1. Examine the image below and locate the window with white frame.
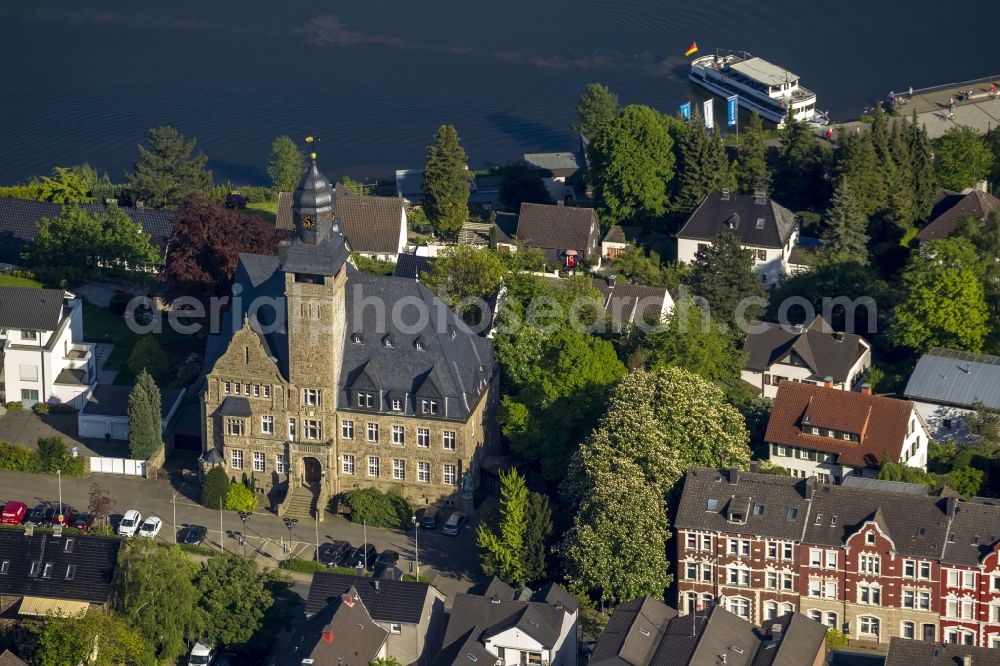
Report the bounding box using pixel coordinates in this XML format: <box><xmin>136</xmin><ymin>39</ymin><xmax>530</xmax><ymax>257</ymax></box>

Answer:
<box><xmin>243</xmin><ymin>383</ymin><xmax>250</xmax><ymax>395</ymax></box>
<box><xmin>261</xmin><ymin>415</ymin><xmax>274</xmax><ymax>435</ymax></box>
<box><xmin>368</xmin><ymin>457</ymin><xmax>379</xmax><ymax>477</ymax></box>
<box><xmin>234</xmin><ymin>383</ymin><xmax>241</xmax><ymax>395</ymax></box>
<box><xmin>226</xmin><ymin>418</ymin><xmax>245</xmax><ymax>436</ymax></box>
<box><xmin>304</xmin><ymin>389</ymin><xmax>321</xmax><ymax>406</ymax></box>
<box><xmin>727</xmin><ymin>566</ymin><xmax>750</xmax><ymax>586</ymax></box>
<box><xmin>392</xmin><ymin>426</ymin><xmax>405</xmax><ymax>445</ymax></box>
<box><xmin>858</xmin><ymin>583</ymin><xmax>881</xmax><ymax>605</ymax></box>
<box><xmin>341</xmin><ymin>420</ymin><xmax>354</xmax><ymax>439</ymax></box>
<box><xmin>903</xmin><ymin>560</ymin><xmax>915</xmax><ymax>578</ymax></box>
<box><xmin>919</xmin><ymin>561</ymin><xmax>931</xmax><ymax>579</ymax></box>
<box><xmin>781</xmin><ymin>572</ymin><xmax>794</xmax><ymax>591</ymax></box>
<box><xmin>231</xmin><ymin>450</ymin><xmax>243</xmax><ymax>470</ymax></box>
<box><xmin>766</xmin><ymin>602</ymin><xmax>779</xmax><ymax>621</ymax></box>
<box><xmin>918</xmin><ymin>591</ymin><xmax>931</xmax><ymax>610</ymax></box>
<box><xmin>859</xmin><ymin>554</ymin><xmax>880</xmax><ymax>575</ymax></box>
<box><xmin>825</xmin><ymin>612</ymin><xmax>837</xmax><ymax>628</ymax></box>
<box><xmin>417</xmin><ymin>461</ymin><xmax>430</xmax><ymax>483</ymax></box>
<box><xmin>276</xmin><ymin>454</ymin><xmax>285</xmax><ymax>474</ymax></box>
<box><xmin>858</xmin><ymin>616</ymin><xmax>880</xmax><ymax>637</ymax></box>
<box><xmin>443</xmin><ymin>431</ymin><xmax>456</xmax><ymax>450</ymax></box>
<box><xmin>962</xmin><ymin>571</ymin><xmax>975</xmax><ymax>589</ymax></box>
<box><xmin>782</xmin><ymin>543</ymin><xmax>793</xmax><ymax>560</ymax></box>
<box><xmin>421</xmin><ymin>399</ymin><xmax>438</xmax><ymax>415</ymax></box>
<box><xmin>342</xmin><ymin>455</ymin><xmax>355</xmax><ymax>475</ymax></box>
<box><xmin>865</xmin><ymin>531</ymin><xmax>876</xmax><ymax>545</ymax></box>
<box><xmin>355</xmin><ymin>391</ymin><xmax>373</xmax><ymax>408</ymax></box>
<box><xmin>728</xmin><ymin>539</ymin><xmax>751</xmax><ymax>557</ymax></box>
<box><xmin>686</xmin><ymin>562</ymin><xmax>698</xmax><ymax>580</ymax></box>
<box><xmin>253</xmin><ymin>384</ymin><xmax>260</xmax><ymax>397</ymax></box>
<box><xmin>902</xmin><ymin>622</ymin><xmax>915</xmax><ymax>640</ymax></box>
<box><xmin>686</xmin><ymin>534</ymin><xmax>697</xmax><ymax>549</ymax></box>
<box><xmin>443</xmin><ymin>464</ymin><xmax>456</xmax><ymax>485</ymax></box>
<box><xmin>393</xmin><ymin>459</ymin><xmax>405</xmax><ymax>480</ymax></box>
<box><xmin>826</xmin><ymin>550</ymin><xmax>838</xmax><ymax>569</ymax></box>
<box><xmin>223</xmin><ymin>381</ymin><xmax>231</xmax><ymax>394</ymax></box>
<box><xmin>902</xmin><ymin>589</ymin><xmax>915</xmax><ymax>608</ymax></box>
<box><xmin>304</xmin><ymin>420</ymin><xmax>321</xmax><ymax>440</ymax></box>
<box><xmin>727</xmin><ymin>597</ymin><xmax>750</xmax><ymax>618</ymax></box>
<box><xmin>263</xmin><ymin>385</ymin><xmax>270</xmax><ymax>398</ymax></box>
<box><xmin>809</xmin><ymin>578</ymin><xmax>822</xmax><ymax>597</ymax></box>
<box><xmin>391</xmin><ymin>399</ymin><xmax>403</xmax><ymax>411</ymax></box>
<box><xmin>390</xmin><ymin>623</ymin><xmax>402</xmax><ymax>634</ymax></box>
<box><xmin>809</xmin><ymin>548</ymin><xmax>823</xmax><ymax>567</ymax></box>
<box><xmin>947</xmin><ymin>570</ymin><xmax>960</xmax><ymax>587</ymax></box>
<box><xmin>416</xmin><ymin>428</ymin><xmax>430</xmax><ymax>448</ymax></box>
<box><xmin>253</xmin><ymin>451</ymin><xmax>265</xmax><ymax>472</ymax></box>
<box><xmin>766</xmin><ymin>571</ymin><xmax>778</xmax><ymax>589</ymax></box>
<box><xmin>701</xmin><ymin>534</ymin><xmax>711</xmax><ymax>551</ymax></box>
<box><xmin>766</xmin><ymin>542</ymin><xmax>778</xmax><ymax>559</ymax></box>
<box><xmin>367</xmin><ymin>422</ymin><xmax>379</xmax><ymax>442</ymax></box>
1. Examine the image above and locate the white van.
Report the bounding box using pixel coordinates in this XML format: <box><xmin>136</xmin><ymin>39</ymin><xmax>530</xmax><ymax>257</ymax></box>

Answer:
<box><xmin>189</xmin><ymin>642</ymin><xmax>215</xmax><ymax>665</ymax></box>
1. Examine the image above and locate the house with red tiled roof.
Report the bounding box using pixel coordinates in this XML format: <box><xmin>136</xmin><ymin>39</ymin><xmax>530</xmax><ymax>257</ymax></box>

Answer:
<box><xmin>765</xmin><ymin>381</ymin><xmax>929</xmax><ymax>483</ymax></box>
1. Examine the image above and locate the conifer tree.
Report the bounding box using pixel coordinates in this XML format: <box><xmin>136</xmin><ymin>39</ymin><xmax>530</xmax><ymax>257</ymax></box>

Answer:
<box><xmin>884</xmin><ymin>119</ymin><xmax>918</xmax><ymax>239</ymax></box>
<box><xmin>836</xmin><ymin>131</ymin><xmax>886</xmax><ymax>219</ymax></box>
<box><xmin>523</xmin><ymin>492</ymin><xmax>553</xmax><ymax>584</ymax></box>
<box><xmin>821</xmin><ymin>178</ymin><xmax>869</xmax><ymax>263</ymax></box>
<box><xmin>477</xmin><ymin>469</ymin><xmax>528</xmax><ymax>585</ymax></box>
<box><xmin>126</xmin><ymin>126</ymin><xmax>212</xmax><ymax>209</ymax></box>
<box><xmin>734</xmin><ymin>112</ymin><xmax>771</xmax><ymax>195</ymax></box>
<box><xmin>774</xmin><ymin>117</ymin><xmax>828</xmax><ymax>210</ymax></box>
<box><xmin>422</xmin><ymin>124</ymin><xmax>470</xmax><ymax>241</ymax></box>
<box><xmin>908</xmin><ymin>110</ymin><xmax>937</xmax><ymax>220</ymax></box>
<box><xmin>127</xmin><ymin>369</ymin><xmax>163</xmax><ymax>460</ymax></box>
<box><xmin>675</xmin><ymin>109</ymin><xmax>729</xmax><ymax>212</ymax></box>
<box><xmin>870</xmin><ymin>106</ymin><xmax>892</xmax><ymax>168</ymax></box>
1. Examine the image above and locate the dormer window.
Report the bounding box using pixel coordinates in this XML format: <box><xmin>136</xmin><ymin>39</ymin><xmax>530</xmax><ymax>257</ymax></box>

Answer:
<box><xmin>351</xmin><ymin>333</ymin><xmax>363</xmax><ymax>344</ymax></box>
<box><xmin>303</xmin><ymin>389</ymin><xmax>320</xmax><ymax>407</ymax></box>
<box><xmin>414</xmin><ymin>337</ymin><xmax>425</xmax><ymax>351</ymax></box>
<box><xmin>356</xmin><ymin>392</ymin><xmax>374</xmax><ymax>408</ymax></box>
<box><xmin>383</xmin><ymin>334</ymin><xmax>396</xmax><ymax>348</ymax></box>
<box><xmin>421</xmin><ymin>399</ymin><xmax>438</xmax><ymax>415</ymax></box>
<box><xmin>391</xmin><ymin>399</ymin><xmax>403</xmax><ymax>411</ymax></box>
<box><xmin>756</xmin><ymin>217</ymin><xmax>765</xmax><ymax>229</ymax></box>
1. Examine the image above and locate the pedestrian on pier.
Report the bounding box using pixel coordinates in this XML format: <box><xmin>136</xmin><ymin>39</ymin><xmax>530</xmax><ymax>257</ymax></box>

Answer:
<box><xmin>908</xmin><ymin>85</ymin><xmax>913</xmax><ymax>98</ymax></box>
<box><xmin>991</xmin><ymin>83</ymin><xmax>997</xmax><ymax>100</ymax></box>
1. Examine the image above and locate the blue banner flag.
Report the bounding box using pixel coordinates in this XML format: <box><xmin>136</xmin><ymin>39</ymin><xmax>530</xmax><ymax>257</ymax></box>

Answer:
<box><xmin>727</xmin><ymin>95</ymin><xmax>738</xmax><ymax>126</ymax></box>
<box><xmin>680</xmin><ymin>101</ymin><xmax>691</xmax><ymax>121</ymax></box>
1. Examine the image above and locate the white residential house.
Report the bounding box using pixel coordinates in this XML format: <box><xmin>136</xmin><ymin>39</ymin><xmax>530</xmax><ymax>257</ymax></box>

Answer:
<box><xmin>523</xmin><ymin>152</ymin><xmax>583</xmax><ymax>204</ymax></box>
<box><xmin>742</xmin><ymin>315</ymin><xmax>872</xmax><ymax>399</ymax></box>
<box><xmin>0</xmin><ymin>287</ymin><xmax>94</xmax><ymax>408</ymax></box>
<box><xmin>676</xmin><ymin>190</ymin><xmax>799</xmax><ymax>290</ymax></box>
<box><xmin>601</xmin><ymin>225</ymin><xmax>643</xmax><ymax>261</ymax></box>
<box><xmin>904</xmin><ymin>347</ymin><xmax>1000</xmax><ymax>442</ymax></box>
<box><xmin>765</xmin><ymin>381</ymin><xmax>930</xmax><ymax>483</ymax></box>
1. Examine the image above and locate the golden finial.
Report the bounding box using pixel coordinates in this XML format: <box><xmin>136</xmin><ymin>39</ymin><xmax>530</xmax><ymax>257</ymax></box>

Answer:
<box><xmin>310</xmin><ymin>152</ymin><xmax>317</xmax><ymax>160</ymax></box>
<box><xmin>305</xmin><ymin>136</ymin><xmax>314</xmax><ymax>143</ymax></box>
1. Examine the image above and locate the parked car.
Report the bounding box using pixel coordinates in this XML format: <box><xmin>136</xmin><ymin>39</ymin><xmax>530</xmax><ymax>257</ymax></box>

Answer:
<box><xmin>179</xmin><ymin>525</ymin><xmax>207</xmax><ymax>546</ymax></box>
<box><xmin>188</xmin><ymin>641</ymin><xmax>216</xmax><ymax>666</ymax></box>
<box><xmin>71</xmin><ymin>513</ymin><xmax>94</xmax><ymax>532</ymax></box>
<box><xmin>1</xmin><ymin>501</ymin><xmax>27</xmax><ymax>525</ymax></box>
<box><xmin>442</xmin><ymin>511</ymin><xmax>468</xmax><ymax>536</ymax></box>
<box><xmin>372</xmin><ymin>549</ymin><xmax>399</xmax><ymax>577</ymax></box>
<box><xmin>46</xmin><ymin>504</ymin><xmax>73</xmax><ymax>528</ymax></box>
<box><xmin>118</xmin><ymin>510</ymin><xmax>142</xmax><ymax>537</ymax></box>
<box><xmin>420</xmin><ymin>507</ymin><xmax>440</xmax><ymax>530</ymax></box>
<box><xmin>138</xmin><ymin>516</ymin><xmax>163</xmax><ymax>538</ymax></box>
<box><xmin>316</xmin><ymin>540</ymin><xmax>353</xmax><ymax>568</ymax></box>
<box><xmin>349</xmin><ymin>544</ymin><xmax>377</xmax><ymax>570</ymax></box>
<box><xmin>23</xmin><ymin>504</ymin><xmax>47</xmax><ymax>527</ymax></box>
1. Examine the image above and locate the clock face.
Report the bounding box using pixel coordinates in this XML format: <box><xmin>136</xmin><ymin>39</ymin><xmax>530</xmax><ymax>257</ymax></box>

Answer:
<box><xmin>302</xmin><ymin>215</ymin><xmax>316</xmax><ymax>229</ymax></box>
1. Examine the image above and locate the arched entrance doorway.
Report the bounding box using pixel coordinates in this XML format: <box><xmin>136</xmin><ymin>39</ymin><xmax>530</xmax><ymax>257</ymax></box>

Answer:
<box><xmin>303</xmin><ymin>457</ymin><xmax>322</xmax><ymax>486</ymax></box>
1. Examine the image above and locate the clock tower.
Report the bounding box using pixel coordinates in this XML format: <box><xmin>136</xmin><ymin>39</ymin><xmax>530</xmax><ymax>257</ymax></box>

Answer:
<box><xmin>292</xmin><ymin>152</ymin><xmax>336</xmax><ymax>245</ymax></box>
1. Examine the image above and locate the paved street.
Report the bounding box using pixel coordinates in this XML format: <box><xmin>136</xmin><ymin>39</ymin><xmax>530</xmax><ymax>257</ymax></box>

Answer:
<box><xmin>0</xmin><ymin>470</ymin><xmax>482</xmax><ymax>600</ymax></box>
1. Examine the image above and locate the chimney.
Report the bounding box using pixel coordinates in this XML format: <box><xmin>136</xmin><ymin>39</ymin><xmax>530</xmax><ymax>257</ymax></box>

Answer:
<box><xmin>962</xmin><ymin>656</ymin><xmax>972</xmax><ymax>666</ymax></box>
<box><xmin>823</xmin><ymin>376</ymin><xmax>833</xmax><ymax>389</ymax></box>
<box><xmin>720</xmin><ymin>188</ymin><xmax>730</xmax><ymax>201</ymax></box>
<box><xmin>729</xmin><ymin>468</ymin><xmax>740</xmax><ymax>485</ymax></box>
<box><xmin>861</xmin><ymin>383</ymin><xmax>872</xmax><ymax>395</ymax></box>
<box><xmin>753</xmin><ymin>190</ymin><xmax>766</xmax><ymax>205</ymax></box>
<box><xmin>947</xmin><ymin>497</ymin><xmax>959</xmax><ymax>518</ymax></box>
<box><xmin>322</xmin><ymin>627</ymin><xmax>335</xmax><ymax>645</ymax></box>
<box><xmin>975</xmin><ymin>180</ymin><xmax>988</xmax><ymax>193</ymax></box>
<box><xmin>278</xmin><ymin>240</ymin><xmax>291</xmax><ymax>265</ymax></box>
<box><xmin>770</xmin><ymin>623</ymin><xmax>783</xmax><ymax>637</ymax></box>
<box><xmin>374</xmin><ymin>580</ymin><xmax>380</xmax><ymax>591</ymax></box>
<box><xmin>341</xmin><ymin>593</ymin><xmax>356</xmax><ymax>608</ymax></box>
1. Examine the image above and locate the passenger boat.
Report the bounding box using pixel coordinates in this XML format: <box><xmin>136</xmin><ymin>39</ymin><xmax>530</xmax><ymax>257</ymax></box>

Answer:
<box><xmin>689</xmin><ymin>51</ymin><xmax>825</xmax><ymax>126</ymax></box>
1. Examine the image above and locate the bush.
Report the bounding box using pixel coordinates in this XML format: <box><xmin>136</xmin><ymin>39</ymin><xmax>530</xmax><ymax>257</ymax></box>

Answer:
<box><xmin>825</xmin><ymin>628</ymin><xmax>849</xmax><ymax>650</ymax></box>
<box><xmin>37</xmin><ymin>436</ymin><xmax>67</xmax><ymax>472</ymax></box>
<box><xmin>0</xmin><ymin>439</ymin><xmax>84</xmax><ymax>476</ymax></box>
<box><xmin>279</xmin><ymin>558</ymin><xmax>326</xmax><ymax>574</ymax></box>
<box><xmin>128</xmin><ymin>336</ymin><xmax>168</xmax><ymax>380</ymax></box>
<box><xmin>4</xmin><ymin>401</ymin><xmax>24</xmax><ymax>412</ymax></box>
<box><xmin>48</xmin><ymin>403</ymin><xmax>77</xmax><ymax>415</ymax></box>
<box><xmin>352</xmin><ymin>254</ymin><xmax>396</xmax><ymax>276</ymax></box>
<box><xmin>32</xmin><ymin>403</ymin><xmax>50</xmax><ymax>414</ymax></box>
<box><xmin>224</xmin><ymin>193</ymin><xmax>247</xmax><ymax>210</ymax></box>
<box><xmin>225</xmin><ymin>482</ymin><xmax>257</xmax><ymax>512</ymax></box>
<box><xmin>202</xmin><ymin>466</ymin><xmax>231</xmax><ymax>509</ymax></box>
<box><xmin>177</xmin><ymin>353</ymin><xmax>203</xmax><ymax>385</ymax></box>
<box><xmin>342</xmin><ymin>488</ymin><xmax>413</xmax><ymax>530</ymax></box>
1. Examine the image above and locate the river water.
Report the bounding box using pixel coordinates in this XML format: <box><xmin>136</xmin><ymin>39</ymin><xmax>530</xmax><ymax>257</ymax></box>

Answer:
<box><xmin>0</xmin><ymin>1</ymin><xmax>993</xmax><ymax>185</ymax></box>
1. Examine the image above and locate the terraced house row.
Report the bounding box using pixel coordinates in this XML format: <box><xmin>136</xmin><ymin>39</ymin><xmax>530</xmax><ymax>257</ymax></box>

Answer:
<box><xmin>675</xmin><ymin>467</ymin><xmax>1000</xmax><ymax>648</ymax></box>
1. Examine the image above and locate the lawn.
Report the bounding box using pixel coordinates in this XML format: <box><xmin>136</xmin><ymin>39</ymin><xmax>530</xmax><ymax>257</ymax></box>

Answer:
<box><xmin>83</xmin><ymin>303</ymin><xmax>202</xmax><ymax>385</ymax></box>
<box><xmin>246</xmin><ymin>201</ymin><xmax>278</xmax><ymax>224</ymax></box>
<box><xmin>0</xmin><ymin>274</ymin><xmax>43</xmax><ymax>289</ymax></box>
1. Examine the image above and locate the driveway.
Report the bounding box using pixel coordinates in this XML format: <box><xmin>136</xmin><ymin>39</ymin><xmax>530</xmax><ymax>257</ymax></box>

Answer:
<box><xmin>0</xmin><ymin>410</ymin><xmax>130</xmax><ymax>457</ymax></box>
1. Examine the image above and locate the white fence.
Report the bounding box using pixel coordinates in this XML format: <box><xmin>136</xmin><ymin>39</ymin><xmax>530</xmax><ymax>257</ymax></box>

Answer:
<box><xmin>90</xmin><ymin>457</ymin><xmax>146</xmax><ymax>477</ymax></box>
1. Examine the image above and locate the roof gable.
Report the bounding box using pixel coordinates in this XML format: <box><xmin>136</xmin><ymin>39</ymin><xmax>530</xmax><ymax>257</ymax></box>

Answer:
<box><xmin>677</xmin><ymin>191</ymin><xmax>797</xmax><ymax>248</ymax></box>
<box><xmin>0</xmin><ymin>287</ymin><xmax>67</xmax><ymax>331</ymax></box>
<box><xmin>334</xmin><ymin>184</ymin><xmax>406</xmax><ymax>254</ymax></box>
<box><xmin>916</xmin><ymin>189</ymin><xmax>1000</xmax><ymax>242</ymax></box>
<box><xmin>305</xmin><ymin>572</ymin><xmax>433</xmax><ymax>624</ymax></box>
<box><xmin>515</xmin><ymin>202</ymin><xmax>597</xmax><ymax>252</ymax></box>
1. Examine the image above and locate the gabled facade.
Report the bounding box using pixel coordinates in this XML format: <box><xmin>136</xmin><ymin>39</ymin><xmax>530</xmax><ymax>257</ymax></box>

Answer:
<box><xmin>523</xmin><ymin>152</ymin><xmax>582</xmax><ymax>204</ymax></box>
<box><xmin>765</xmin><ymin>381</ymin><xmax>929</xmax><ymax>482</ymax></box>
<box><xmin>601</xmin><ymin>225</ymin><xmax>643</xmax><ymax>261</ymax></box>
<box><xmin>514</xmin><ymin>202</ymin><xmax>600</xmax><ymax>267</ymax></box>
<box><xmin>742</xmin><ymin>316</ymin><xmax>872</xmax><ymax>399</ymax></box>
<box><xmin>674</xmin><ymin>467</ymin><xmax>1000</xmax><ymax>648</ymax></box>
<box><xmin>676</xmin><ymin>190</ymin><xmax>799</xmax><ymax>289</ymax></box>
<box><xmin>278</xmin><ymin>586</ymin><xmax>390</xmax><ymax>665</ymax></box>
<box><xmin>916</xmin><ymin>188</ymin><xmax>1000</xmax><ymax>243</ymax></box>
<box><xmin>0</xmin><ymin>287</ymin><xmax>94</xmax><ymax>408</ymax></box>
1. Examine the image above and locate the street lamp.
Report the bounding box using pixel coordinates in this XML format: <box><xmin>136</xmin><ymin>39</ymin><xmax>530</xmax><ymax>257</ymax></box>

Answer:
<box><xmin>411</xmin><ymin>515</ymin><xmax>420</xmax><ymax>576</ymax></box>
<box><xmin>56</xmin><ymin>469</ymin><xmax>63</xmax><ymax>532</ymax></box>
<box><xmin>283</xmin><ymin>517</ymin><xmax>297</xmax><ymax>561</ymax></box>
<box><xmin>238</xmin><ymin>512</ymin><xmax>252</xmax><ymax>558</ymax></box>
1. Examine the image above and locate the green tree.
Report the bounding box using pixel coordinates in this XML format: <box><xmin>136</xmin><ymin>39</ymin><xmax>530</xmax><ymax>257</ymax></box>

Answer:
<box><xmin>523</xmin><ymin>491</ymin><xmax>553</xmax><ymax>584</ymax></box>
<box><xmin>988</xmin><ymin>125</ymin><xmax>1000</xmax><ymax>187</ymax></box>
<box><xmin>908</xmin><ymin>110</ymin><xmax>937</xmax><ymax>220</ymax></box>
<box><xmin>36</xmin><ymin>436</ymin><xmax>68</xmax><ymax>473</ymax></box>
<box><xmin>734</xmin><ymin>112</ymin><xmax>771</xmax><ymax>195</ymax></box>
<box><xmin>965</xmin><ymin>401</ymin><xmax>1000</xmax><ymax>448</ymax></box>
<box><xmin>933</xmin><ymin>125</ymin><xmax>994</xmax><ymax>191</ymax></box>
<box><xmin>196</xmin><ymin>556</ymin><xmax>272</xmax><ymax>646</ymax></box>
<box><xmin>773</xmin><ymin>117</ymin><xmax>829</xmax><ymax>210</ymax></box>
<box><xmin>420</xmin><ymin>245</ymin><xmax>507</xmax><ymax>326</ymax></box>
<box><xmin>836</xmin><ymin>130</ymin><xmax>887</xmax><ymax>219</ymax></box>
<box><xmin>498</xmin><ymin>162</ymin><xmax>553</xmax><ymax>211</ymax></box>
<box><xmin>224</xmin><ymin>482</ymin><xmax>256</xmax><ymax>512</ymax></box>
<box><xmin>422</xmin><ymin>125</ymin><xmax>470</xmax><ymax>240</ymax></box>
<box><xmin>100</xmin><ymin>204</ymin><xmax>161</xmax><ymax>276</ymax></box>
<box><xmin>127</xmin><ymin>370</ymin><xmax>163</xmax><ymax>461</ymax></box>
<box><xmin>572</xmin><ymin>83</ymin><xmax>620</xmax><ymax>139</ymax></box>
<box><xmin>957</xmin><ymin>211</ymin><xmax>1000</xmax><ymax>342</ymax></box>
<box><xmin>686</xmin><ymin>233</ymin><xmax>766</xmax><ymax>329</ymax></box>
<box><xmin>882</xmin><ymin>120</ymin><xmax>918</xmax><ymax>242</ymax></box>
<box><xmin>821</xmin><ymin>177</ymin><xmax>869</xmax><ymax>262</ymax></box>
<box><xmin>825</xmin><ymin>629</ymin><xmax>850</xmax><ymax>651</ymax></box>
<box><xmin>675</xmin><ymin>111</ymin><xmax>731</xmax><ymax>212</ymax></box>
<box><xmin>767</xmin><ymin>257</ymin><xmax>881</xmax><ymax>333</ymax></box>
<box><xmin>342</xmin><ymin>488</ymin><xmax>412</xmax><ymax>529</ymax></box>
<box><xmin>267</xmin><ymin>135</ymin><xmax>306</xmax><ymax>192</ymax></box>
<box><xmin>477</xmin><ymin>469</ymin><xmax>528</xmax><ymax>585</ymax></box>
<box><xmin>126</xmin><ymin>126</ymin><xmax>212</xmax><ymax>209</ymax></box>
<box><xmin>115</xmin><ymin>541</ymin><xmax>202</xmax><ymax>662</ymax></box>
<box><xmin>590</xmin><ymin>105</ymin><xmax>677</xmax><ymax>225</ymax></box>
<box><xmin>36</xmin><ymin>164</ymin><xmax>97</xmax><ymax>203</ymax></box>
<box><xmin>35</xmin><ymin>611</ymin><xmax>154</xmax><ymax>666</ymax></box>
<box><xmin>891</xmin><ymin>238</ymin><xmax>989</xmax><ymax>352</ymax></box>
<box><xmin>127</xmin><ymin>336</ymin><xmax>168</xmax><ymax>380</ymax></box>
<box><xmin>202</xmin><ymin>465</ymin><xmax>231</xmax><ymax>509</ymax></box>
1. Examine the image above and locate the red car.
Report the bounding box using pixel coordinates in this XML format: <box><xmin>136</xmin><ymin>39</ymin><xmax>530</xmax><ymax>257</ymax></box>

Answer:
<box><xmin>1</xmin><ymin>501</ymin><xmax>27</xmax><ymax>525</ymax></box>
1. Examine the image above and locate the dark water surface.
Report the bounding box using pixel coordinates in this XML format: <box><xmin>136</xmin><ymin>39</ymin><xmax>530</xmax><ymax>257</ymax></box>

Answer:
<box><xmin>0</xmin><ymin>1</ymin><xmax>993</xmax><ymax>185</ymax></box>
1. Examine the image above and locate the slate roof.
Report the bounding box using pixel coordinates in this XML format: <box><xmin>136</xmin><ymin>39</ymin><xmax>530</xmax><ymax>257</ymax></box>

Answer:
<box><xmin>0</xmin><ymin>198</ymin><xmax>173</xmax><ymax>264</ymax></box>
<box><xmin>333</xmin><ymin>183</ymin><xmax>405</xmax><ymax>255</ymax></box>
<box><xmin>304</xmin><ymin>572</ymin><xmax>432</xmax><ymax>624</ymax></box>
<box><xmin>0</xmin><ymin>287</ymin><xmax>67</xmax><ymax>331</ymax></box>
<box><xmin>493</xmin><ymin>212</ymin><xmax>518</xmax><ymax>245</ymax></box>
<box><xmin>468</xmin><ymin>575</ymin><xmax>515</xmax><ymax>600</ymax></box>
<box><xmin>274</xmin><ymin>191</ymin><xmax>293</xmax><ymax>230</ymax></box>
<box><xmin>674</xmin><ymin>467</ymin><xmax>811</xmax><ymax>541</ymax></box>
<box><xmin>0</xmin><ymin>532</ymin><xmax>120</xmax><ymax>604</ymax></box>
<box><xmin>941</xmin><ymin>498</ymin><xmax>1000</xmax><ymax>567</ymax></box>
<box><xmin>885</xmin><ymin>637</ymin><xmax>1000</xmax><ymax>665</ymax></box>
<box><xmin>904</xmin><ymin>347</ymin><xmax>1000</xmax><ymax>410</ymax></box>
<box><xmin>677</xmin><ymin>191</ymin><xmax>798</xmax><ymax>249</ymax></box>
<box><xmin>744</xmin><ymin>315</ymin><xmax>869</xmax><ymax>383</ymax></box>
<box><xmin>278</xmin><ymin>587</ymin><xmax>389</xmax><ymax>666</ymax></box>
<box><xmin>588</xmin><ymin>596</ymin><xmax>677</xmax><ymax>666</ymax></box>
<box><xmin>393</xmin><ymin>253</ymin><xmax>432</xmax><ymax>280</ymax></box>
<box><xmin>523</xmin><ymin>152</ymin><xmax>583</xmax><ymax>178</ymax></box>
<box><xmin>765</xmin><ymin>382</ymin><xmax>917</xmax><ymax>468</ymax></box>
<box><xmin>531</xmin><ymin>582</ymin><xmax>579</xmax><ymax>613</ymax></box>
<box><xmin>542</xmin><ymin>276</ymin><xmax>673</xmax><ymax>330</ymax></box>
<box><xmin>916</xmin><ymin>189</ymin><xmax>1000</xmax><ymax>242</ymax></box>
<box><xmin>515</xmin><ymin>202</ymin><xmax>599</xmax><ymax>260</ymax></box>
<box><xmin>603</xmin><ymin>225</ymin><xmax>643</xmax><ymax>245</ymax></box>
<box><xmin>753</xmin><ymin>612</ymin><xmax>828</xmax><ymax>666</ymax></box>
<box><xmin>79</xmin><ymin>384</ymin><xmax>184</xmax><ymax>419</ymax></box>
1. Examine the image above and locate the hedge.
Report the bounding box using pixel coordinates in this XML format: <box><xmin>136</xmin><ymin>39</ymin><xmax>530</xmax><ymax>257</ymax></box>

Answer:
<box><xmin>339</xmin><ymin>488</ymin><xmax>413</xmax><ymax>530</ymax></box>
<box><xmin>0</xmin><ymin>439</ymin><xmax>86</xmax><ymax>476</ymax></box>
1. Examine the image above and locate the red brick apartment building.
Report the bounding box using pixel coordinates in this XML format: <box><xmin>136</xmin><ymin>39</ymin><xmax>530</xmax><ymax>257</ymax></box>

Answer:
<box><xmin>674</xmin><ymin>467</ymin><xmax>1000</xmax><ymax>648</ymax></box>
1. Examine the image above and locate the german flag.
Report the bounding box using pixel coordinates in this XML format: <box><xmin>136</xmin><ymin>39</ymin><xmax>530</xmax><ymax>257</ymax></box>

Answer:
<box><xmin>684</xmin><ymin>42</ymin><xmax>698</xmax><ymax>57</ymax></box>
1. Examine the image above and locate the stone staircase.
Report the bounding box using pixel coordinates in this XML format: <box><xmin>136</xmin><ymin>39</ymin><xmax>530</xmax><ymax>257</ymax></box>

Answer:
<box><xmin>283</xmin><ymin>487</ymin><xmax>317</xmax><ymax>521</ymax></box>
